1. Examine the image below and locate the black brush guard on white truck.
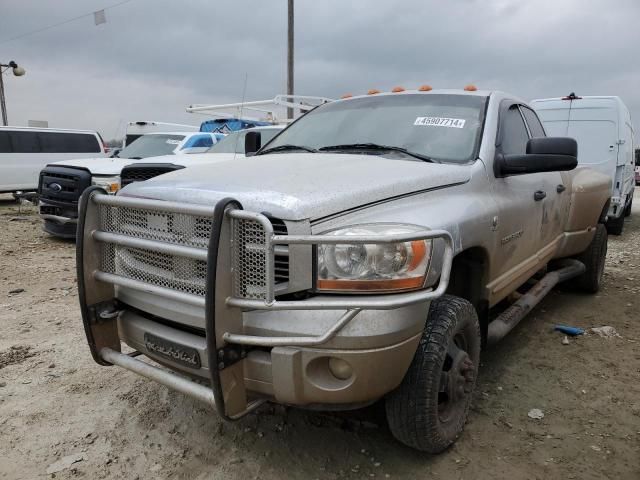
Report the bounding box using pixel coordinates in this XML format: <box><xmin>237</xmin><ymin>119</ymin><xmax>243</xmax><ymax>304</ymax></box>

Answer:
<box><xmin>77</xmin><ymin>185</ymin><xmax>466</xmax><ymax>419</ymax></box>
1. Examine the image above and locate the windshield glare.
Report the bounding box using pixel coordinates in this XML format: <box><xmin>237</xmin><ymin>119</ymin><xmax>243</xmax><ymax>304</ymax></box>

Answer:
<box><xmin>261</xmin><ymin>94</ymin><xmax>487</xmax><ymax>163</ymax></box>
<box><xmin>207</xmin><ymin>128</ymin><xmax>281</xmax><ymax>154</ymax></box>
<box><xmin>118</xmin><ymin>134</ymin><xmax>185</xmax><ymax>159</ymax></box>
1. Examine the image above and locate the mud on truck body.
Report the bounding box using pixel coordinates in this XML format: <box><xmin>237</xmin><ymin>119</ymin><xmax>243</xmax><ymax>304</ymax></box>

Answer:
<box><xmin>77</xmin><ymin>89</ymin><xmax>610</xmax><ymax>452</ymax></box>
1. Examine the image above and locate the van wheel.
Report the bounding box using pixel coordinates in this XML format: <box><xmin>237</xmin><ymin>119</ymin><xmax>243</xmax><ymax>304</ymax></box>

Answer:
<box><xmin>386</xmin><ymin>295</ymin><xmax>480</xmax><ymax>453</ymax></box>
<box><xmin>575</xmin><ymin>224</ymin><xmax>607</xmax><ymax>293</ymax></box>
<box><xmin>624</xmin><ymin>196</ymin><xmax>633</xmax><ymax>217</ymax></box>
<box><xmin>606</xmin><ymin>213</ymin><xmax>624</xmax><ymax>235</ymax></box>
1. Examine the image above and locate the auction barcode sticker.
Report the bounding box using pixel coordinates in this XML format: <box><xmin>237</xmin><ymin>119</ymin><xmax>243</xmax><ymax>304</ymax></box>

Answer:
<box><xmin>414</xmin><ymin>117</ymin><xmax>466</xmax><ymax>128</ymax></box>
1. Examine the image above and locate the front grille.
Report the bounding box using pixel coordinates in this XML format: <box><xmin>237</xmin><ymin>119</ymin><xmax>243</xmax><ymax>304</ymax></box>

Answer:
<box><xmin>39</xmin><ymin>166</ymin><xmax>91</xmax><ymax>205</ymax></box>
<box><xmin>121</xmin><ymin>164</ymin><xmax>185</xmax><ymax>188</ymax></box>
<box><xmin>99</xmin><ymin>203</ymin><xmax>289</xmax><ymax>300</ymax></box>
<box><xmin>100</xmin><ymin>204</ymin><xmax>212</xmax><ymax>249</ymax></box>
<box><xmin>271</xmin><ymin>219</ymin><xmax>289</xmax><ymax>283</ymax></box>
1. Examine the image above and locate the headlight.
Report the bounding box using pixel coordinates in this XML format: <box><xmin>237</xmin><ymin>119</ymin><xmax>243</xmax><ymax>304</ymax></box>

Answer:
<box><xmin>91</xmin><ymin>175</ymin><xmax>121</xmax><ymax>194</ymax></box>
<box><xmin>317</xmin><ymin>224</ymin><xmax>431</xmax><ymax>293</ymax></box>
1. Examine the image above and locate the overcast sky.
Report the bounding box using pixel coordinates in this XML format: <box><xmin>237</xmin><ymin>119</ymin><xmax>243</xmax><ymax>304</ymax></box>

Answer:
<box><xmin>2</xmin><ymin>0</ymin><xmax>640</xmax><ymax>140</ymax></box>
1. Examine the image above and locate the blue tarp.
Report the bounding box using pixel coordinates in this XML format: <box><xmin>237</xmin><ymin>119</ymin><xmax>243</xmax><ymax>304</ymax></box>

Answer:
<box><xmin>199</xmin><ymin>118</ymin><xmax>272</xmax><ymax>134</ymax></box>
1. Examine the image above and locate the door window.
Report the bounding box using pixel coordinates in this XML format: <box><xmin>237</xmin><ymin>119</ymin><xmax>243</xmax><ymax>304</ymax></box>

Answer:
<box><xmin>9</xmin><ymin>131</ymin><xmax>41</xmax><ymax>153</ymax></box>
<box><xmin>521</xmin><ymin>107</ymin><xmax>546</xmax><ymax>138</ymax></box>
<box><xmin>499</xmin><ymin>106</ymin><xmax>530</xmax><ymax>155</ymax></box>
<box><xmin>0</xmin><ymin>132</ymin><xmax>11</xmax><ymax>152</ymax></box>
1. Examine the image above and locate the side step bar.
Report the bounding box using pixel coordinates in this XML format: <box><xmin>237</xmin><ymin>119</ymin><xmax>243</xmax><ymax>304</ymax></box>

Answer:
<box><xmin>487</xmin><ymin>259</ymin><xmax>586</xmax><ymax>346</ymax></box>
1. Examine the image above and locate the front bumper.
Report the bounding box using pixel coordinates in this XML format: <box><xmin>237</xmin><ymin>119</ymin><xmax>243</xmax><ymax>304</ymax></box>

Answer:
<box><xmin>39</xmin><ymin>202</ymin><xmax>79</xmax><ymax>238</ymax></box>
<box><xmin>77</xmin><ymin>189</ymin><xmax>454</xmax><ymax>419</ymax></box>
<box><xmin>117</xmin><ymin>307</ymin><xmax>423</xmax><ymax>406</ymax></box>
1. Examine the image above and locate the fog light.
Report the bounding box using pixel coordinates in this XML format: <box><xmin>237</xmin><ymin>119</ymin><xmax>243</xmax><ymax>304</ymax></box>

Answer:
<box><xmin>328</xmin><ymin>357</ymin><xmax>353</xmax><ymax>380</ymax></box>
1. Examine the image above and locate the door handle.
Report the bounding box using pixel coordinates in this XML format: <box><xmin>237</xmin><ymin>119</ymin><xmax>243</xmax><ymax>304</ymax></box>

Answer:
<box><xmin>556</xmin><ymin>184</ymin><xmax>566</xmax><ymax>193</ymax></box>
<box><xmin>534</xmin><ymin>190</ymin><xmax>546</xmax><ymax>201</ymax></box>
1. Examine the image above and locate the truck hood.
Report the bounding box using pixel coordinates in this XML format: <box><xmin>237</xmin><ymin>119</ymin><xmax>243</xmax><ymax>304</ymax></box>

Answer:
<box><xmin>120</xmin><ymin>153</ymin><xmax>471</xmax><ymax>221</ymax></box>
<box><xmin>49</xmin><ymin>153</ymin><xmax>241</xmax><ymax>175</ymax></box>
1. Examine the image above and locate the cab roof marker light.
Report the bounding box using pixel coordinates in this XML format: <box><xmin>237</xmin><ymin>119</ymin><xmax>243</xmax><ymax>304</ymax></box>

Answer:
<box><xmin>341</xmin><ymin>94</ymin><xmax>353</xmax><ymax>99</ymax></box>
<box><xmin>392</xmin><ymin>86</ymin><xmax>406</xmax><ymax>93</ymax></box>
<box><xmin>464</xmin><ymin>85</ymin><xmax>478</xmax><ymax>92</ymax></box>
<box><xmin>367</xmin><ymin>89</ymin><xmax>381</xmax><ymax>95</ymax></box>
<box><xmin>418</xmin><ymin>85</ymin><xmax>433</xmax><ymax>92</ymax></box>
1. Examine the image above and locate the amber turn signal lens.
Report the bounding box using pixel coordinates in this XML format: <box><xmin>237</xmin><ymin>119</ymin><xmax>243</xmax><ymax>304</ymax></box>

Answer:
<box><xmin>316</xmin><ymin>276</ymin><xmax>426</xmax><ymax>293</ymax></box>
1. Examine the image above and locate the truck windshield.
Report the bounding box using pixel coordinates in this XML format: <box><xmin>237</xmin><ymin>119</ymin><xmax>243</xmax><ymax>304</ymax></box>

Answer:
<box><xmin>259</xmin><ymin>94</ymin><xmax>487</xmax><ymax>163</ymax></box>
<box><xmin>207</xmin><ymin>129</ymin><xmax>282</xmax><ymax>154</ymax></box>
<box><xmin>117</xmin><ymin>134</ymin><xmax>185</xmax><ymax>159</ymax></box>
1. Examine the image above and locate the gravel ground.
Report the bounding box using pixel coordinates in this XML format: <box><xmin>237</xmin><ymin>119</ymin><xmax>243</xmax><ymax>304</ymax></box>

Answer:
<box><xmin>1</xmin><ymin>192</ymin><xmax>639</xmax><ymax>480</ymax></box>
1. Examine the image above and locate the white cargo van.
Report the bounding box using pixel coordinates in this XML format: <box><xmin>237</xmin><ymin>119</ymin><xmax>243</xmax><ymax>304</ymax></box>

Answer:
<box><xmin>0</xmin><ymin>127</ymin><xmax>105</xmax><ymax>193</ymax></box>
<box><xmin>532</xmin><ymin>94</ymin><xmax>635</xmax><ymax>234</ymax></box>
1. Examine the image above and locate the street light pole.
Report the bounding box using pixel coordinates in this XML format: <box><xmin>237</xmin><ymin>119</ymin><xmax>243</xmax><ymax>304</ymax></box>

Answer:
<box><xmin>287</xmin><ymin>0</ymin><xmax>294</xmax><ymax>119</ymax></box>
<box><xmin>0</xmin><ymin>61</ymin><xmax>26</xmax><ymax>126</ymax></box>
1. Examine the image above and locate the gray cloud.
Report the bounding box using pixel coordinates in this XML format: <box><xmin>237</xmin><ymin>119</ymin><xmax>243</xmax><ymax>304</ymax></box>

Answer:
<box><xmin>2</xmin><ymin>0</ymin><xmax>640</xmax><ymax>140</ymax></box>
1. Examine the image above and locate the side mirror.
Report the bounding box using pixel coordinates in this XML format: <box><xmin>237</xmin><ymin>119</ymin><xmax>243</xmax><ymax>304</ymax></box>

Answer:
<box><xmin>109</xmin><ymin>148</ymin><xmax>121</xmax><ymax>158</ymax></box>
<box><xmin>244</xmin><ymin>131</ymin><xmax>261</xmax><ymax>157</ymax></box>
<box><xmin>496</xmin><ymin>137</ymin><xmax>578</xmax><ymax>177</ymax></box>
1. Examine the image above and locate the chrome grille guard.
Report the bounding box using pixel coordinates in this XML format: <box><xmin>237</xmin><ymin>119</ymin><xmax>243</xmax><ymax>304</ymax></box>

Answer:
<box><xmin>77</xmin><ymin>189</ymin><xmax>454</xmax><ymax>419</ymax></box>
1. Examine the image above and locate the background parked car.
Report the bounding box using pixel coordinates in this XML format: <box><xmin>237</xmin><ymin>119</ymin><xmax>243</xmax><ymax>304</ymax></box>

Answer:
<box><xmin>0</xmin><ymin>126</ymin><xmax>106</xmax><ymax>194</ymax></box>
<box><xmin>37</xmin><ymin>131</ymin><xmax>218</xmax><ymax>237</ymax></box>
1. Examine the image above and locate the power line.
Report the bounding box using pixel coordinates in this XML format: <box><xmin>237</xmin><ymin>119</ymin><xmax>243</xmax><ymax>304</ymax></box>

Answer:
<box><xmin>0</xmin><ymin>0</ymin><xmax>137</xmax><ymax>46</ymax></box>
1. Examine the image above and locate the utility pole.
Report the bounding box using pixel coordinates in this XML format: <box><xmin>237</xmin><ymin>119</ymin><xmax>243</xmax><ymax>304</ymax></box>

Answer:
<box><xmin>0</xmin><ymin>72</ymin><xmax>7</xmax><ymax>126</ymax></box>
<box><xmin>287</xmin><ymin>0</ymin><xmax>294</xmax><ymax>119</ymax></box>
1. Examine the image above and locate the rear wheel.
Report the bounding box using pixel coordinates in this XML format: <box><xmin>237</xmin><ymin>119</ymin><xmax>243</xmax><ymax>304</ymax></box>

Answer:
<box><xmin>606</xmin><ymin>213</ymin><xmax>624</xmax><ymax>235</ymax></box>
<box><xmin>624</xmin><ymin>195</ymin><xmax>633</xmax><ymax>217</ymax></box>
<box><xmin>386</xmin><ymin>295</ymin><xmax>480</xmax><ymax>453</ymax></box>
<box><xmin>575</xmin><ymin>224</ymin><xmax>608</xmax><ymax>293</ymax></box>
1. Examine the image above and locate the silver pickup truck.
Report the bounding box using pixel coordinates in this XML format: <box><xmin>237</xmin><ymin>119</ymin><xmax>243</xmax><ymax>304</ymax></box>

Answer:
<box><xmin>76</xmin><ymin>88</ymin><xmax>610</xmax><ymax>452</ymax></box>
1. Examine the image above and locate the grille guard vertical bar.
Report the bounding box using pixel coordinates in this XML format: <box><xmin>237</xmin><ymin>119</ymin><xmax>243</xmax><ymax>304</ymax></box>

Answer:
<box><xmin>77</xmin><ymin>186</ymin><xmax>120</xmax><ymax>366</ymax></box>
<box><xmin>205</xmin><ymin>198</ymin><xmax>242</xmax><ymax>421</ymax></box>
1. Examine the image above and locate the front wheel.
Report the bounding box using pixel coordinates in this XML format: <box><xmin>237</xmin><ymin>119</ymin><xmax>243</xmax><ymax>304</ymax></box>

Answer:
<box><xmin>386</xmin><ymin>295</ymin><xmax>481</xmax><ymax>453</ymax></box>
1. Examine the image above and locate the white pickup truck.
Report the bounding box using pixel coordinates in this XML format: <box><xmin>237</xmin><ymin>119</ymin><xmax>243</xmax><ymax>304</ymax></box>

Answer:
<box><xmin>38</xmin><ymin>131</ymin><xmax>219</xmax><ymax>237</ymax></box>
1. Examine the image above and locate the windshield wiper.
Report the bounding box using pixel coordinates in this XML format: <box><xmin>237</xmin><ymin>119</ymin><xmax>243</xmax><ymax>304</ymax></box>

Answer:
<box><xmin>319</xmin><ymin>143</ymin><xmax>438</xmax><ymax>163</ymax></box>
<box><xmin>258</xmin><ymin>144</ymin><xmax>317</xmax><ymax>155</ymax></box>
<box><xmin>128</xmin><ymin>156</ymin><xmax>143</xmax><ymax>160</ymax></box>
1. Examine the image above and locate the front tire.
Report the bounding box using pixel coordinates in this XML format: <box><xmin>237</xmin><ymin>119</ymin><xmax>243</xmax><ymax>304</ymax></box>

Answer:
<box><xmin>575</xmin><ymin>223</ymin><xmax>607</xmax><ymax>293</ymax></box>
<box><xmin>386</xmin><ymin>295</ymin><xmax>481</xmax><ymax>453</ymax></box>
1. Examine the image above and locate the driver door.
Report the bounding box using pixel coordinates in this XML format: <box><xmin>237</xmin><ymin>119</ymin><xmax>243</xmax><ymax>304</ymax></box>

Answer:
<box><xmin>487</xmin><ymin>102</ymin><xmax>563</xmax><ymax>304</ymax></box>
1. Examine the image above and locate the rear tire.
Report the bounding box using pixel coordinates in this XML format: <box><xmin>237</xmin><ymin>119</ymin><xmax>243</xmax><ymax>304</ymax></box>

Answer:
<box><xmin>575</xmin><ymin>224</ymin><xmax>607</xmax><ymax>293</ymax></box>
<box><xmin>386</xmin><ymin>295</ymin><xmax>480</xmax><ymax>453</ymax></box>
<box><xmin>624</xmin><ymin>196</ymin><xmax>633</xmax><ymax>217</ymax></box>
<box><xmin>606</xmin><ymin>213</ymin><xmax>624</xmax><ymax>235</ymax></box>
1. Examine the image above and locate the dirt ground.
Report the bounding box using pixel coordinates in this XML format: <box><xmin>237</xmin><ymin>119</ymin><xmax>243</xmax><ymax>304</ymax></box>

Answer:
<box><xmin>0</xmin><ymin>192</ymin><xmax>638</xmax><ymax>480</ymax></box>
